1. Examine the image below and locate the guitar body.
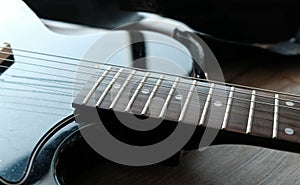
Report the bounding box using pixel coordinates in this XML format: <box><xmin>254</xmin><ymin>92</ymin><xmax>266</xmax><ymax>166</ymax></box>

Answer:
<box><xmin>0</xmin><ymin>1</ymin><xmax>200</xmax><ymax>184</ymax></box>
<box><xmin>3</xmin><ymin>1</ymin><xmax>300</xmax><ymax>185</ymax></box>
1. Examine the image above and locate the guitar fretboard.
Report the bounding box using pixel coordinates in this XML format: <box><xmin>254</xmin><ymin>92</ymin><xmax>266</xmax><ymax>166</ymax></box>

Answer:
<box><xmin>73</xmin><ymin>66</ymin><xmax>300</xmax><ymax>147</ymax></box>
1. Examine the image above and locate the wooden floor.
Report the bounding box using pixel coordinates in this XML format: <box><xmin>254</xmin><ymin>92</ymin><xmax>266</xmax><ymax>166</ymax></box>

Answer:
<box><xmin>73</xmin><ymin>56</ymin><xmax>300</xmax><ymax>185</ymax></box>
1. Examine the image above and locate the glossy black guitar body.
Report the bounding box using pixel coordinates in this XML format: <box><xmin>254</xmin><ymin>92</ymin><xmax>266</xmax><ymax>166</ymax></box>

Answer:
<box><xmin>0</xmin><ymin>1</ymin><xmax>201</xmax><ymax>184</ymax></box>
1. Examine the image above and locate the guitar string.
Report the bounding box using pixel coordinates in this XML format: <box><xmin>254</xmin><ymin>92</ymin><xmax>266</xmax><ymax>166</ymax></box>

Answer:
<box><xmin>0</xmin><ymin>105</ymin><xmax>67</xmax><ymax>116</ymax></box>
<box><xmin>2</xmin><ymin>48</ymin><xmax>300</xmax><ymax>105</ymax></box>
<box><xmin>0</xmin><ymin>74</ymin><xmax>280</xmax><ymax>114</ymax></box>
<box><xmin>1</xmin><ymin>62</ymin><xmax>300</xmax><ymax>118</ymax></box>
<box><xmin>0</xmin><ymin>48</ymin><xmax>298</xmax><ymax>103</ymax></box>
<box><xmin>0</xmin><ymin>78</ymin><xmax>79</xmax><ymax>96</ymax></box>
<box><xmin>1</xmin><ymin>48</ymin><xmax>300</xmax><ymax>114</ymax></box>
<box><xmin>1</xmin><ymin>54</ymin><xmax>300</xmax><ymax>110</ymax></box>
<box><xmin>0</xmin><ymin>81</ymin><xmax>290</xmax><ymax>124</ymax></box>
<box><xmin>0</xmin><ymin>93</ymin><xmax>70</xmax><ymax>104</ymax></box>
<box><xmin>2</xmin><ymin>57</ymin><xmax>300</xmax><ymax>117</ymax></box>
<box><xmin>0</xmin><ymin>63</ymin><xmax>87</xmax><ymax>85</ymax></box>
<box><xmin>0</xmin><ymin>54</ymin><xmax>296</xmax><ymax>115</ymax></box>
<box><xmin>0</xmin><ymin>77</ymin><xmax>284</xmax><ymax>117</ymax></box>
<box><xmin>0</xmin><ymin>79</ymin><xmax>292</xmax><ymax>118</ymax></box>
<box><xmin>3</xmin><ymin>47</ymin><xmax>300</xmax><ymax>100</ymax></box>
<box><xmin>0</xmin><ymin>69</ymin><xmax>299</xmax><ymax>124</ymax></box>
<box><xmin>1</xmin><ymin>76</ymin><xmax>82</xmax><ymax>91</ymax></box>
<box><xmin>2</xmin><ymin>63</ymin><xmax>300</xmax><ymax>114</ymax></box>
<box><xmin>0</xmin><ymin>88</ymin><xmax>296</xmax><ymax>125</ymax></box>
<box><xmin>0</xmin><ymin>71</ymin><xmax>299</xmax><ymax>124</ymax></box>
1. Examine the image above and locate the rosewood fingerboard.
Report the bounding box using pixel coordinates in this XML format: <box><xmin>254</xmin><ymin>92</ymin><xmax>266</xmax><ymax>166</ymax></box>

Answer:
<box><xmin>73</xmin><ymin>65</ymin><xmax>300</xmax><ymax>153</ymax></box>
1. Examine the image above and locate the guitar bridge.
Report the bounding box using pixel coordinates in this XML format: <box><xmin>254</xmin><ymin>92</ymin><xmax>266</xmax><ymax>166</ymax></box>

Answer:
<box><xmin>0</xmin><ymin>42</ymin><xmax>14</xmax><ymax>74</ymax></box>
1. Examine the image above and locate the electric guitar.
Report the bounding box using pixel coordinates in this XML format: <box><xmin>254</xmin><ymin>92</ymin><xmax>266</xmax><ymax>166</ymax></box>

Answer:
<box><xmin>1</xmin><ymin>1</ymin><xmax>300</xmax><ymax>185</ymax></box>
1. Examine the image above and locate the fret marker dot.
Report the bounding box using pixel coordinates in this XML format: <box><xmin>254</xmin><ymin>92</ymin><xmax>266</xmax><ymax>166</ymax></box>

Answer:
<box><xmin>141</xmin><ymin>88</ymin><xmax>150</xmax><ymax>94</ymax></box>
<box><xmin>214</xmin><ymin>101</ymin><xmax>222</xmax><ymax>107</ymax></box>
<box><xmin>113</xmin><ymin>84</ymin><xmax>121</xmax><ymax>89</ymax></box>
<box><xmin>285</xmin><ymin>101</ymin><xmax>294</xmax><ymax>107</ymax></box>
<box><xmin>175</xmin><ymin>94</ymin><xmax>183</xmax><ymax>100</ymax></box>
<box><xmin>284</xmin><ymin>128</ymin><xmax>294</xmax><ymax>135</ymax></box>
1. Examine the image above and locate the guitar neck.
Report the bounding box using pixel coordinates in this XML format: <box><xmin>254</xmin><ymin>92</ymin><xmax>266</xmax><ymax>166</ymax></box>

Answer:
<box><xmin>73</xmin><ymin>66</ymin><xmax>300</xmax><ymax>153</ymax></box>
<box><xmin>206</xmin><ymin>84</ymin><xmax>300</xmax><ymax>153</ymax></box>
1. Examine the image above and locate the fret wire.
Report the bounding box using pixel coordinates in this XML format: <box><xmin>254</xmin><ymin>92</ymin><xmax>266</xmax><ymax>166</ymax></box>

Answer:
<box><xmin>109</xmin><ymin>70</ymin><xmax>136</xmax><ymax>109</ymax></box>
<box><xmin>178</xmin><ymin>80</ymin><xmax>197</xmax><ymax>122</ymax></box>
<box><xmin>199</xmin><ymin>83</ymin><xmax>215</xmax><ymax>126</ymax></box>
<box><xmin>96</xmin><ymin>68</ymin><xmax>124</xmax><ymax>106</ymax></box>
<box><xmin>82</xmin><ymin>66</ymin><xmax>112</xmax><ymax>105</ymax></box>
<box><xmin>246</xmin><ymin>90</ymin><xmax>256</xmax><ymax>134</ymax></box>
<box><xmin>222</xmin><ymin>86</ymin><xmax>235</xmax><ymax>129</ymax></box>
<box><xmin>125</xmin><ymin>72</ymin><xmax>150</xmax><ymax>112</ymax></box>
<box><xmin>159</xmin><ymin>77</ymin><xmax>180</xmax><ymax>118</ymax></box>
<box><xmin>141</xmin><ymin>75</ymin><xmax>164</xmax><ymax>115</ymax></box>
<box><xmin>272</xmin><ymin>94</ymin><xmax>279</xmax><ymax>138</ymax></box>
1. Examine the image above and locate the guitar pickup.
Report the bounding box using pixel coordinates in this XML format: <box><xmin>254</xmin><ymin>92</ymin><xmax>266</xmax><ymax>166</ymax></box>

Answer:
<box><xmin>0</xmin><ymin>42</ymin><xmax>14</xmax><ymax>74</ymax></box>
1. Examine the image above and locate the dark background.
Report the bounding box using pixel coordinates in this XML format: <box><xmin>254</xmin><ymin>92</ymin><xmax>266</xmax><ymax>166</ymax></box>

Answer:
<box><xmin>23</xmin><ymin>0</ymin><xmax>300</xmax><ymax>43</ymax></box>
